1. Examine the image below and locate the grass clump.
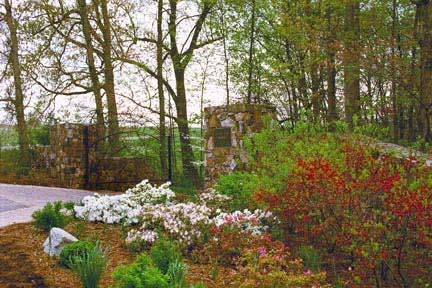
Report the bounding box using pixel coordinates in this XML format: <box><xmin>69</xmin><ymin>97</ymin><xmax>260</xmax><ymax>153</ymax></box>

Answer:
<box><xmin>69</xmin><ymin>241</ymin><xmax>108</xmax><ymax>288</ymax></box>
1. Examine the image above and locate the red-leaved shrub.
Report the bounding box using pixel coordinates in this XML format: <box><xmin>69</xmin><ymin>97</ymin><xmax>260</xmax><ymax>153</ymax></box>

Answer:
<box><xmin>255</xmin><ymin>143</ymin><xmax>432</xmax><ymax>286</ymax></box>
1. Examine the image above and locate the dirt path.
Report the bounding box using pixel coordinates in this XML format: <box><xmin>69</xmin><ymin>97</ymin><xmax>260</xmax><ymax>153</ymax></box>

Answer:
<box><xmin>0</xmin><ymin>184</ymin><xmax>93</xmax><ymax>227</ymax></box>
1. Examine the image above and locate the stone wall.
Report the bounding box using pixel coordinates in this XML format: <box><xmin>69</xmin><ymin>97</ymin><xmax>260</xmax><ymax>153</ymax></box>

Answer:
<box><xmin>32</xmin><ymin>123</ymin><xmax>160</xmax><ymax>191</ymax></box>
<box><xmin>204</xmin><ymin>104</ymin><xmax>277</xmax><ymax>186</ymax></box>
<box><xmin>91</xmin><ymin>157</ymin><xmax>161</xmax><ymax>191</ymax></box>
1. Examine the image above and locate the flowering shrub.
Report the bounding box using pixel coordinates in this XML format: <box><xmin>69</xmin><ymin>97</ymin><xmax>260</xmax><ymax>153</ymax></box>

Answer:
<box><xmin>213</xmin><ymin>209</ymin><xmax>277</xmax><ymax>236</ymax></box>
<box><xmin>254</xmin><ymin>136</ymin><xmax>432</xmax><ymax>286</ymax></box>
<box><xmin>126</xmin><ymin>229</ymin><xmax>158</xmax><ymax>246</ymax></box>
<box><xmin>232</xmin><ymin>243</ymin><xmax>329</xmax><ymax>288</ymax></box>
<box><xmin>125</xmin><ymin>180</ymin><xmax>175</xmax><ymax>205</ymax></box>
<box><xmin>74</xmin><ymin>180</ymin><xmax>174</xmax><ymax>224</ymax></box>
<box><xmin>198</xmin><ymin>188</ymin><xmax>231</xmax><ymax>213</ymax></box>
<box><xmin>137</xmin><ymin>202</ymin><xmax>213</xmax><ymax>246</ymax></box>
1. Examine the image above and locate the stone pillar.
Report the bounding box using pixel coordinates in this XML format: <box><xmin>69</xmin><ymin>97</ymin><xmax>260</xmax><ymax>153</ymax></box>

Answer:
<box><xmin>49</xmin><ymin>123</ymin><xmax>86</xmax><ymax>188</ymax></box>
<box><xmin>204</xmin><ymin>104</ymin><xmax>277</xmax><ymax>186</ymax></box>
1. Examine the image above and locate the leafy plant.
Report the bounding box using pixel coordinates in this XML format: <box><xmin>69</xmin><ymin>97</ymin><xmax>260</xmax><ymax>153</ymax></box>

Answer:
<box><xmin>167</xmin><ymin>260</ymin><xmax>188</xmax><ymax>288</ymax></box>
<box><xmin>298</xmin><ymin>246</ymin><xmax>321</xmax><ymax>273</ymax></box>
<box><xmin>253</xmin><ymin>130</ymin><xmax>432</xmax><ymax>286</ymax></box>
<box><xmin>60</xmin><ymin>240</ymin><xmax>95</xmax><ymax>268</ymax></box>
<box><xmin>69</xmin><ymin>242</ymin><xmax>108</xmax><ymax>288</ymax></box>
<box><xmin>215</xmin><ymin>172</ymin><xmax>259</xmax><ymax>211</ymax></box>
<box><xmin>112</xmin><ymin>254</ymin><xmax>169</xmax><ymax>288</ymax></box>
<box><xmin>32</xmin><ymin>201</ymin><xmax>68</xmax><ymax>231</ymax></box>
<box><xmin>150</xmin><ymin>237</ymin><xmax>181</xmax><ymax>274</ymax></box>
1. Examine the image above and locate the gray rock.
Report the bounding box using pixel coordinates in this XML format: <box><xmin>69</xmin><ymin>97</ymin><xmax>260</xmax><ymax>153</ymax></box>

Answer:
<box><xmin>43</xmin><ymin>227</ymin><xmax>78</xmax><ymax>256</ymax></box>
<box><xmin>221</xmin><ymin>118</ymin><xmax>234</xmax><ymax>128</ymax></box>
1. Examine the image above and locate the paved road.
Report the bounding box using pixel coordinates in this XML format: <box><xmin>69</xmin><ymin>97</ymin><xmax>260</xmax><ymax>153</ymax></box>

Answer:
<box><xmin>0</xmin><ymin>183</ymin><xmax>93</xmax><ymax>227</ymax></box>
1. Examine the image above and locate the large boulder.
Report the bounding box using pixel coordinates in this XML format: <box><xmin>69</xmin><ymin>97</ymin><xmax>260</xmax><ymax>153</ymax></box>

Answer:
<box><xmin>43</xmin><ymin>227</ymin><xmax>78</xmax><ymax>256</ymax></box>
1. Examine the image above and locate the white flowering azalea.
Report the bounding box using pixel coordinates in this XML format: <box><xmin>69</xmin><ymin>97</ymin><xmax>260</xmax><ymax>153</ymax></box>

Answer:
<box><xmin>74</xmin><ymin>180</ymin><xmax>175</xmax><ymax>224</ymax></box>
<box><xmin>73</xmin><ymin>179</ymin><xmax>278</xmax><ymax>246</ymax></box>
<box><xmin>213</xmin><ymin>209</ymin><xmax>277</xmax><ymax>236</ymax></box>
<box><xmin>125</xmin><ymin>180</ymin><xmax>175</xmax><ymax>205</ymax></box>
<box><xmin>138</xmin><ymin>202</ymin><xmax>212</xmax><ymax>245</ymax></box>
<box><xmin>126</xmin><ymin>229</ymin><xmax>158</xmax><ymax>245</ymax></box>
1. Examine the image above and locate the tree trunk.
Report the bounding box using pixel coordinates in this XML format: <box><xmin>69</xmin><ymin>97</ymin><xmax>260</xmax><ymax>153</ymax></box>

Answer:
<box><xmin>174</xmin><ymin>69</ymin><xmax>199</xmax><ymax>184</ymax></box>
<box><xmin>246</xmin><ymin>0</ymin><xmax>256</xmax><ymax>104</ymax></box>
<box><xmin>99</xmin><ymin>0</ymin><xmax>120</xmax><ymax>153</ymax></box>
<box><xmin>326</xmin><ymin>4</ymin><xmax>337</xmax><ymax>126</ymax></box>
<box><xmin>391</xmin><ymin>0</ymin><xmax>399</xmax><ymax>141</ymax></box>
<box><xmin>157</xmin><ymin>0</ymin><xmax>167</xmax><ymax>179</ymax></box>
<box><xmin>4</xmin><ymin>0</ymin><xmax>30</xmax><ymax>167</ymax></box>
<box><xmin>77</xmin><ymin>0</ymin><xmax>105</xmax><ymax>141</ymax></box>
<box><xmin>343</xmin><ymin>0</ymin><xmax>361</xmax><ymax>129</ymax></box>
<box><xmin>417</xmin><ymin>0</ymin><xmax>432</xmax><ymax>141</ymax></box>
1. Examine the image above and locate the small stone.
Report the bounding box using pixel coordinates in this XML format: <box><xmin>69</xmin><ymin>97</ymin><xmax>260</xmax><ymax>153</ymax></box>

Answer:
<box><xmin>221</xmin><ymin>118</ymin><xmax>234</xmax><ymax>128</ymax></box>
<box><xmin>43</xmin><ymin>227</ymin><xmax>78</xmax><ymax>256</ymax></box>
<box><xmin>235</xmin><ymin>113</ymin><xmax>245</xmax><ymax>121</ymax></box>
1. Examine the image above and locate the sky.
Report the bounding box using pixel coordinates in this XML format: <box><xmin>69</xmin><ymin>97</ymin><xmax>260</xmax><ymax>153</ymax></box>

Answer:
<box><xmin>0</xmin><ymin>0</ymin><xmax>237</xmax><ymax>126</ymax></box>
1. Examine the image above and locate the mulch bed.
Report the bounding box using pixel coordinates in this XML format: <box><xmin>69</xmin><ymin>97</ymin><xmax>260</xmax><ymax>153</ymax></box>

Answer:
<box><xmin>0</xmin><ymin>221</ymin><xmax>233</xmax><ymax>288</ymax></box>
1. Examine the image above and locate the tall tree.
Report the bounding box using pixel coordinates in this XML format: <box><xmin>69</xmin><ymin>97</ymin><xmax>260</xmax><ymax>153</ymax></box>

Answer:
<box><xmin>326</xmin><ymin>1</ymin><xmax>338</xmax><ymax>126</ymax></box>
<box><xmin>415</xmin><ymin>0</ymin><xmax>432</xmax><ymax>141</ymax></box>
<box><xmin>343</xmin><ymin>0</ymin><xmax>361</xmax><ymax>129</ymax></box>
<box><xmin>76</xmin><ymin>0</ymin><xmax>105</xmax><ymax>140</ymax></box>
<box><xmin>3</xmin><ymin>0</ymin><xmax>30</xmax><ymax>166</ymax></box>
<box><xmin>157</xmin><ymin>0</ymin><xmax>167</xmax><ymax>179</ymax></box>
<box><xmin>246</xmin><ymin>0</ymin><xmax>256</xmax><ymax>104</ymax></box>
<box><xmin>166</xmin><ymin>0</ymin><xmax>217</xmax><ymax>185</ymax></box>
<box><xmin>95</xmin><ymin>0</ymin><xmax>120</xmax><ymax>153</ymax></box>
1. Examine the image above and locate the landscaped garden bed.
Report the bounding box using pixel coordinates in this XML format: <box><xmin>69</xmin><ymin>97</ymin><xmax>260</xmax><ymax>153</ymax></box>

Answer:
<box><xmin>1</xmin><ymin>125</ymin><xmax>431</xmax><ymax>288</ymax></box>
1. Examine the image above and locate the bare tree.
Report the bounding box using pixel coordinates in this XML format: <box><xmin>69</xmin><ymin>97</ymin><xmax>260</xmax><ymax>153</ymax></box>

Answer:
<box><xmin>2</xmin><ymin>0</ymin><xmax>30</xmax><ymax>166</ymax></box>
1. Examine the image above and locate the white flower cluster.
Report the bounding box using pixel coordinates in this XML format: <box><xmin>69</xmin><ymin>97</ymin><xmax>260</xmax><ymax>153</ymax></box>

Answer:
<box><xmin>125</xmin><ymin>180</ymin><xmax>175</xmax><ymax>205</ymax></box>
<box><xmin>213</xmin><ymin>209</ymin><xmax>276</xmax><ymax>236</ymax></box>
<box><xmin>59</xmin><ymin>207</ymin><xmax>74</xmax><ymax>217</ymax></box>
<box><xmin>126</xmin><ymin>229</ymin><xmax>158</xmax><ymax>245</ymax></box>
<box><xmin>74</xmin><ymin>194</ymin><xmax>142</xmax><ymax>224</ymax></box>
<box><xmin>139</xmin><ymin>202</ymin><xmax>212</xmax><ymax>245</ymax></box>
<box><xmin>199</xmin><ymin>189</ymin><xmax>231</xmax><ymax>204</ymax></box>
<box><xmin>74</xmin><ymin>180</ymin><xmax>175</xmax><ymax>224</ymax></box>
<box><xmin>73</xmin><ymin>180</ymin><xmax>278</xmax><ymax>246</ymax></box>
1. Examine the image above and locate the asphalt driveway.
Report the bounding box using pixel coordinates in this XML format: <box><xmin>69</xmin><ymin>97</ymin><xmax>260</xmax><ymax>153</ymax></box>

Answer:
<box><xmin>0</xmin><ymin>183</ymin><xmax>93</xmax><ymax>227</ymax></box>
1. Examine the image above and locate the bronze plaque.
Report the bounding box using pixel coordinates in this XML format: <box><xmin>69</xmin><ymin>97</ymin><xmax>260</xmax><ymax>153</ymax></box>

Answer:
<box><xmin>214</xmin><ymin>128</ymin><xmax>232</xmax><ymax>148</ymax></box>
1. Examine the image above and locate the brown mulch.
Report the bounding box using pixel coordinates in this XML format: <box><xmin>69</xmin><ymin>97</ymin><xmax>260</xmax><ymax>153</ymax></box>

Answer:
<box><xmin>0</xmin><ymin>221</ymin><xmax>234</xmax><ymax>288</ymax></box>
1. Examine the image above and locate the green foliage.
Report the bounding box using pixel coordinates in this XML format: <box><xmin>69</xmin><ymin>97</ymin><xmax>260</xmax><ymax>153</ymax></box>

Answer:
<box><xmin>28</xmin><ymin>124</ymin><xmax>51</xmax><ymax>146</ymax></box>
<box><xmin>60</xmin><ymin>240</ymin><xmax>95</xmax><ymax>268</ymax></box>
<box><xmin>69</xmin><ymin>242</ymin><xmax>108</xmax><ymax>288</ymax></box>
<box><xmin>111</xmin><ymin>254</ymin><xmax>169</xmax><ymax>288</ymax></box>
<box><xmin>167</xmin><ymin>260</ymin><xmax>188</xmax><ymax>288</ymax></box>
<box><xmin>244</xmin><ymin>121</ymin><xmax>347</xmax><ymax>194</ymax></box>
<box><xmin>31</xmin><ymin>201</ymin><xmax>68</xmax><ymax>232</ymax></box>
<box><xmin>63</xmin><ymin>201</ymin><xmax>75</xmax><ymax>211</ymax></box>
<box><xmin>150</xmin><ymin>237</ymin><xmax>181</xmax><ymax>274</ymax></box>
<box><xmin>215</xmin><ymin>172</ymin><xmax>259</xmax><ymax>211</ymax></box>
<box><xmin>298</xmin><ymin>246</ymin><xmax>321</xmax><ymax>273</ymax></box>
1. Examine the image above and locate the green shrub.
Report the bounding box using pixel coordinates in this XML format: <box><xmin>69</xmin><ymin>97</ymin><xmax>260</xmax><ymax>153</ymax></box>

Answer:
<box><xmin>298</xmin><ymin>246</ymin><xmax>321</xmax><ymax>273</ymax></box>
<box><xmin>150</xmin><ymin>238</ymin><xmax>181</xmax><ymax>274</ymax></box>
<box><xmin>167</xmin><ymin>260</ymin><xmax>187</xmax><ymax>288</ymax></box>
<box><xmin>60</xmin><ymin>240</ymin><xmax>95</xmax><ymax>268</ymax></box>
<box><xmin>112</xmin><ymin>254</ymin><xmax>169</xmax><ymax>288</ymax></box>
<box><xmin>215</xmin><ymin>172</ymin><xmax>259</xmax><ymax>211</ymax></box>
<box><xmin>69</xmin><ymin>242</ymin><xmax>108</xmax><ymax>288</ymax></box>
<box><xmin>63</xmin><ymin>201</ymin><xmax>76</xmax><ymax>211</ymax></box>
<box><xmin>32</xmin><ymin>201</ymin><xmax>68</xmax><ymax>231</ymax></box>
